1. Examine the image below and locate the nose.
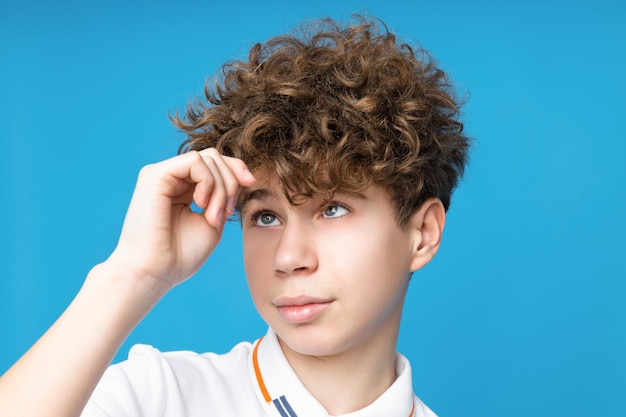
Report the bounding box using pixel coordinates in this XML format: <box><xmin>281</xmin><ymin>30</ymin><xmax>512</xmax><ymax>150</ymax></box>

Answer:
<box><xmin>272</xmin><ymin>218</ymin><xmax>318</xmax><ymax>276</ymax></box>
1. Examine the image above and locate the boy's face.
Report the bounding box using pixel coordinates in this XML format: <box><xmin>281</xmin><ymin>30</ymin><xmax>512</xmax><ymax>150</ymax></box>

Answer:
<box><xmin>240</xmin><ymin>171</ymin><xmax>418</xmax><ymax>359</ymax></box>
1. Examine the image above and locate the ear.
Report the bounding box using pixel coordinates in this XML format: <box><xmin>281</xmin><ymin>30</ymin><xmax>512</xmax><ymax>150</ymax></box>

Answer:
<box><xmin>408</xmin><ymin>198</ymin><xmax>446</xmax><ymax>272</ymax></box>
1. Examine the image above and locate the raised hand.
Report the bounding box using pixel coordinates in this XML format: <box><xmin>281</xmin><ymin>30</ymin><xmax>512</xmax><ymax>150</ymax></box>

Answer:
<box><xmin>106</xmin><ymin>148</ymin><xmax>256</xmax><ymax>296</ymax></box>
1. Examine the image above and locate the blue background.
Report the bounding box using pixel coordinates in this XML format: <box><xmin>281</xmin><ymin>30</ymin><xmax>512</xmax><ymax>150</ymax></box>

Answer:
<box><xmin>1</xmin><ymin>1</ymin><xmax>624</xmax><ymax>416</ymax></box>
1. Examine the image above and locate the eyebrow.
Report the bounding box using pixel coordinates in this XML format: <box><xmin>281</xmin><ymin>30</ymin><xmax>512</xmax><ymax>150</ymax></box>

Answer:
<box><xmin>238</xmin><ymin>188</ymin><xmax>276</xmax><ymax>213</ymax></box>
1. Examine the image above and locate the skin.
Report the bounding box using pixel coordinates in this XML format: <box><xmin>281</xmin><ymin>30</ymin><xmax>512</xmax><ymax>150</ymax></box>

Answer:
<box><xmin>0</xmin><ymin>149</ymin><xmax>445</xmax><ymax>417</ymax></box>
<box><xmin>241</xmin><ymin>172</ymin><xmax>445</xmax><ymax>414</ymax></box>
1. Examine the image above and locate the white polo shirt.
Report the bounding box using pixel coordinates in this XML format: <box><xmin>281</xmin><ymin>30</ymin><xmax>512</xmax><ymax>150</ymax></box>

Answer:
<box><xmin>82</xmin><ymin>328</ymin><xmax>437</xmax><ymax>417</ymax></box>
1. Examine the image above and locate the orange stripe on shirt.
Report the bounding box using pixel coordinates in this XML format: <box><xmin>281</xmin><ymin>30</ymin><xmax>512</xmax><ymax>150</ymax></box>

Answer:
<box><xmin>252</xmin><ymin>337</ymin><xmax>272</xmax><ymax>403</ymax></box>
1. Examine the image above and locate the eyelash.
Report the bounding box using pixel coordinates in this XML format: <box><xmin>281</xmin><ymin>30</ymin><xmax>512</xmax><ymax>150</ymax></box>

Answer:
<box><xmin>250</xmin><ymin>209</ymin><xmax>279</xmax><ymax>226</ymax></box>
<box><xmin>321</xmin><ymin>202</ymin><xmax>350</xmax><ymax>218</ymax></box>
<box><xmin>249</xmin><ymin>202</ymin><xmax>350</xmax><ymax>226</ymax></box>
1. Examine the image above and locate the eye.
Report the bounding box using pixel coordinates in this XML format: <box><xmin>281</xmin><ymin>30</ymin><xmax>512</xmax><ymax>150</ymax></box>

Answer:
<box><xmin>322</xmin><ymin>203</ymin><xmax>349</xmax><ymax>219</ymax></box>
<box><xmin>253</xmin><ymin>211</ymin><xmax>281</xmax><ymax>227</ymax></box>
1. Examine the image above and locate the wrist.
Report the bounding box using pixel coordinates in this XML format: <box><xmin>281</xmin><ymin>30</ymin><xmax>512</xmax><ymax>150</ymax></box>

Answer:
<box><xmin>86</xmin><ymin>260</ymin><xmax>169</xmax><ymax>316</ymax></box>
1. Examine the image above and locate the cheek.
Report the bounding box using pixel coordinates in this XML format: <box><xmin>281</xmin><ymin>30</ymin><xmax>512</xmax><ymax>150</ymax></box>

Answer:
<box><xmin>338</xmin><ymin>227</ymin><xmax>413</xmax><ymax>283</ymax></box>
<box><xmin>243</xmin><ymin>235</ymin><xmax>275</xmax><ymax>286</ymax></box>
<box><xmin>334</xmin><ymin>225</ymin><xmax>408</xmax><ymax>265</ymax></box>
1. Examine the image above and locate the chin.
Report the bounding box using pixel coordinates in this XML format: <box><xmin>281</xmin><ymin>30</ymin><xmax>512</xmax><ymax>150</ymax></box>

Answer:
<box><xmin>274</xmin><ymin>325</ymin><xmax>350</xmax><ymax>358</ymax></box>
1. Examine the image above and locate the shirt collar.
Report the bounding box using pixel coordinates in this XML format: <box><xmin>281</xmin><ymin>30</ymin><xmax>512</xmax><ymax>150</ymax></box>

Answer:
<box><xmin>249</xmin><ymin>328</ymin><xmax>417</xmax><ymax>417</ymax></box>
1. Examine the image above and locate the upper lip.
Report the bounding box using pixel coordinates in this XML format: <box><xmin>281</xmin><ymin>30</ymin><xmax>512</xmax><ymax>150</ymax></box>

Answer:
<box><xmin>273</xmin><ymin>295</ymin><xmax>334</xmax><ymax>307</ymax></box>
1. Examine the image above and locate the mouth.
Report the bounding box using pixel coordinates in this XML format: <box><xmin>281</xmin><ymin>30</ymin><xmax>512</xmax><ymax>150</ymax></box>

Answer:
<box><xmin>273</xmin><ymin>296</ymin><xmax>334</xmax><ymax>323</ymax></box>
<box><xmin>274</xmin><ymin>295</ymin><xmax>333</xmax><ymax>307</ymax></box>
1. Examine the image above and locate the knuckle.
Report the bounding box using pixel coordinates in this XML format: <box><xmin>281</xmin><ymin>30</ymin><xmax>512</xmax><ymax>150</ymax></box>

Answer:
<box><xmin>137</xmin><ymin>163</ymin><xmax>156</xmax><ymax>179</ymax></box>
<box><xmin>199</xmin><ymin>147</ymin><xmax>220</xmax><ymax>159</ymax></box>
<box><xmin>188</xmin><ymin>150</ymin><xmax>204</xmax><ymax>163</ymax></box>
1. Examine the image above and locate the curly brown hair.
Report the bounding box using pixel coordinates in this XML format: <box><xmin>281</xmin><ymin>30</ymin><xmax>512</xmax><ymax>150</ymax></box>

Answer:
<box><xmin>174</xmin><ymin>16</ymin><xmax>470</xmax><ymax>226</ymax></box>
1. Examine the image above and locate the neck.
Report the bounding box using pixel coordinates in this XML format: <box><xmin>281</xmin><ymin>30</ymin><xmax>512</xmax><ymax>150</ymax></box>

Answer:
<box><xmin>278</xmin><ymin>326</ymin><xmax>400</xmax><ymax>415</ymax></box>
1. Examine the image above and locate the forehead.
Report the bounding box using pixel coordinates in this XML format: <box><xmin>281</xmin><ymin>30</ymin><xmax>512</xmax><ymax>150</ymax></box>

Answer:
<box><xmin>238</xmin><ymin>171</ymin><xmax>310</xmax><ymax>211</ymax></box>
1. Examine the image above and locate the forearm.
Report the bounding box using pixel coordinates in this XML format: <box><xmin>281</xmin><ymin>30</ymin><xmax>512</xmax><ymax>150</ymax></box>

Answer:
<box><xmin>0</xmin><ymin>262</ymin><xmax>164</xmax><ymax>417</ymax></box>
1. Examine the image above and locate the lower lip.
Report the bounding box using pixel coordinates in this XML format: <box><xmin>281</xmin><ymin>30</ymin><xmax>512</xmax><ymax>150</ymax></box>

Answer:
<box><xmin>277</xmin><ymin>302</ymin><xmax>332</xmax><ymax>323</ymax></box>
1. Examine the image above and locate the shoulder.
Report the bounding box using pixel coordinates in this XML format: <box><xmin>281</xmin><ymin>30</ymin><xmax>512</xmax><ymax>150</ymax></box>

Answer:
<box><xmin>82</xmin><ymin>341</ymin><xmax>258</xmax><ymax>417</ymax></box>
<box><xmin>127</xmin><ymin>340</ymin><xmax>253</xmax><ymax>377</ymax></box>
<box><xmin>122</xmin><ymin>341</ymin><xmax>254</xmax><ymax>392</ymax></box>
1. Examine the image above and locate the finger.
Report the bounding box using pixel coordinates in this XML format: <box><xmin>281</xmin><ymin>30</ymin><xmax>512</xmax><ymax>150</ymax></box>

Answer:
<box><xmin>221</xmin><ymin>155</ymin><xmax>257</xmax><ymax>187</ymax></box>
<box><xmin>200</xmin><ymin>149</ymin><xmax>244</xmax><ymax>216</ymax></box>
<box><xmin>198</xmin><ymin>149</ymin><xmax>256</xmax><ymax>187</ymax></box>
<box><xmin>142</xmin><ymin>150</ymin><xmax>255</xmax><ymax>225</ymax></box>
<box><xmin>197</xmin><ymin>154</ymin><xmax>228</xmax><ymax>227</ymax></box>
<box><xmin>139</xmin><ymin>151</ymin><xmax>215</xmax><ymax>204</ymax></box>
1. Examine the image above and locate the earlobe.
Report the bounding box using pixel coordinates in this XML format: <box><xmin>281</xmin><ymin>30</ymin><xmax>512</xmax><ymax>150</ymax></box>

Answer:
<box><xmin>409</xmin><ymin>198</ymin><xmax>446</xmax><ymax>272</ymax></box>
